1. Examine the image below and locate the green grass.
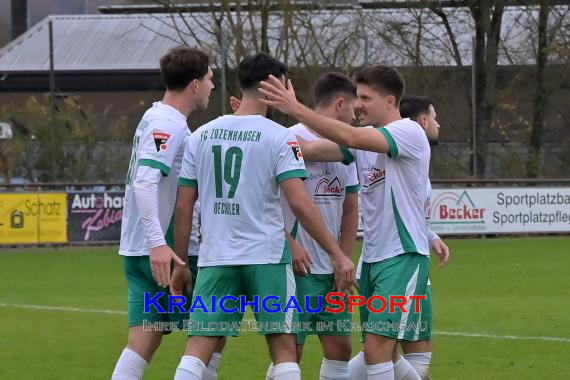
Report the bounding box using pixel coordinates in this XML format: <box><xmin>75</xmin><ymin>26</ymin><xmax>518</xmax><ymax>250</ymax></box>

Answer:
<box><xmin>1</xmin><ymin>237</ymin><xmax>569</xmax><ymax>379</ymax></box>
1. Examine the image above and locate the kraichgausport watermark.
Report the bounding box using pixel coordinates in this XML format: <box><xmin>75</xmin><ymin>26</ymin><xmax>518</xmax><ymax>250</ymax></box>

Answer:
<box><xmin>142</xmin><ymin>320</ymin><xmax>428</xmax><ymax>333</ymax></box>
<box><xmin>143</xmin><ymin>292</ymin><xmax>426</xmax><ymax>314</ymax></box>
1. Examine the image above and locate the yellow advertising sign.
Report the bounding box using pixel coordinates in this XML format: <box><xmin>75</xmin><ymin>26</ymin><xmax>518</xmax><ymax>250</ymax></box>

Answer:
<box><xmin>0</xmin><ymin>193</ymin><xmax>67</xmax><ymax>244</ymax></box>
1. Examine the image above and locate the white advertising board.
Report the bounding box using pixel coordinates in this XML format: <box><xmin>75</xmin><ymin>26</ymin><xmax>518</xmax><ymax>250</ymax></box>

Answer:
<box><xmin>429</xmin><ymin>187</ymin><xmax>570</xmax><ymax>234</ymax></box>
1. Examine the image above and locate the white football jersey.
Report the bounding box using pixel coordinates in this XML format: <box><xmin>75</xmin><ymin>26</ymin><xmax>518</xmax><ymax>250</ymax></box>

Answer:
<box><xmin>119</xmin><ymin>102</ymin><xmax>188</xmax><ymax>256</ymax></box>
<box><xmin>179</xmin><ymin>115</ymin><xmax>307</xmax><ymax>267</ymax></box>
<box><xmin>341</xmin><ymin>119</ymin><xmax>431</xmax><ymax>263</ymax></box>
<box><xmin>188</xmin><ymin>201</ymin><xmax>201</xmax><ymax>256</ymax></box>
<box><xmin>281</xmin><ymin>123</ymin><xmax>359</xmax><ymax>274</ymax></box>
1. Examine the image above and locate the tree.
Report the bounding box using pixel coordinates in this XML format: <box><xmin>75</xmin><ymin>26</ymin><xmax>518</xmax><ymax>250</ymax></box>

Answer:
<box><xmin>362</xmin><ymin>2</ymin><xmax>504</xmax><ymax>177</ymax></box>
<box><xmin>104</xmin><ymin>0</ymin><xmax>570</xmax><ymax>179</ymax></box>
<box><xmin>525</xmin><ymin>2</ymin><xmax>569</xmax><ymax>177</ymax></box>
<box><xmin>527</xmin><ymin>1</ymin><xmax>550</xmax><ymax>177</ymax></box>
<box><xmin>1</xmin><ymin>95</ymin><xmax>131</xmax><ymax>183</ymax></box>
<box><xmin>469</xmin><ymin>0</ymin><xmax>506</xmax><ymax>178</ymax></box>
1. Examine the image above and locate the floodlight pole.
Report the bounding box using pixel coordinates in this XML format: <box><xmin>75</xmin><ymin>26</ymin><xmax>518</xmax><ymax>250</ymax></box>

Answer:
<box><xmin>471</xmin><ymin>35</ymin><xmax>477</xmax><ymax>178</ymax></box>
<box><xmin>49</xmin><ymin>19</ymin><xmax>56</xmax><ymax>180</ymax></box>
<box><xmin>49</xmin><ymin>20</ymin><xmax>55</xmax><ymax>102</ymax></box>
<box><xmin>220</xmin><ymin>28</ymin><xmax>227</xmax><ymax>115</ymax></box>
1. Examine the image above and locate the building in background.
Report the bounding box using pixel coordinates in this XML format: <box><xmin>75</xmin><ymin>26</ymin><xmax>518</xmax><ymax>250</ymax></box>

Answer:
<box><xmin>0</xmin><ymin>0</ymin><xmax>148</xmax><ymax>46</ymax></box>
<box><xmin>0</xmin><ymin>0</ymin><xmax>28</xmax><ymax>46</ymax></box>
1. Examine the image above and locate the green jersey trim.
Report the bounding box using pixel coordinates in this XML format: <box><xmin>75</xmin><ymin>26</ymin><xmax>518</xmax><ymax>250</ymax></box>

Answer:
<box><xmin>346</xmin><ymin>184</ymin><xmax>360</xmax><ymax>193</ymax></box>
<box><xmin>391</xmin><ymin>188</ymin><xmax>417</xmax><ymax>253</ymax></box>
<box><xmin>277</xmin><ymin>169</ymin><xmax>308</xmax><ymax>184</ymax></box>
<box><xmin>291</xmin><ymin>220</ymin><xmax>299</xmax><ymax>238</ymax></box>
<box><xmin>139</xmin><ymin>159</ymin><xmax>171</xmax><ymax>176</ymax></box>
<box><xmin>281</xmin><ymin>220</ymin><xmax>298</xmax><ymax>264</ymax></box>
<box><xmin>378</xmin><ymin>128</ymin><xmax>398</xmax><ymax>158</ymax></box>
<box><xmin>165</xmin><ymin>216</ymin><xmax>175</xmax><ymax>249</ymax></box>
<box><xmin>178</xmin><ymin>177</ymin><xmax>198</xmax><ymax>187</ymax></box>
<box><xmin>280</xmin><ymin>237</ymin><xmax>292</xmax><ymax>264</ymax></box>
<box><xmin>339</xmin><ymin>145</ymin><xmax>354</xmax><ymax>165</ymax></box>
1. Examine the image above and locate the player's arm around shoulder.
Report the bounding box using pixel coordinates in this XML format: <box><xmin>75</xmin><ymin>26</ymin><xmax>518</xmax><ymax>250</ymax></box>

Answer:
<box><xmin>296</xmin><ymin>137</ymin><xmax>345</xmax><ymax>163</ymax></box>
<box><xmin>338</xmin><ymin>126</ymin><xmax>393</xmax><ymax>155</ymax></box>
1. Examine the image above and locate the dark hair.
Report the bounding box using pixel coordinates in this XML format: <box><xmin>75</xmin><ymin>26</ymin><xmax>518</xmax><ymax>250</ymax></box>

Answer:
<box><xmin>354</xmin><ymin>65</ymin><xmax>405</xmax><ymax>105</ymax></box>
<box><xmin>238</xmin><ymin>53</ymin><xmax>288</xmax><ymax>90</ymax></box>
<box><xmin>160</xmin><ymin>47</ymin><xmax>211</xmax><ymax>91</ymax></box>
<box><xmin>399</xmin><ymin>96</ymin><xmax>433</xmax><ymax>121</ymax></box>
<box><xmin>313</xmin><ymin>72</ymin><xmax>357</xmax><ymax>107</ymax></box>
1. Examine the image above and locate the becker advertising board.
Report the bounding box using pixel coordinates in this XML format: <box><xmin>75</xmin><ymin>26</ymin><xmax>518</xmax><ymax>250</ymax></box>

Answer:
<box><xmin>430</xmin><ymin>187</ymin><xmax>570</xmax><ymax>234</ymax></box>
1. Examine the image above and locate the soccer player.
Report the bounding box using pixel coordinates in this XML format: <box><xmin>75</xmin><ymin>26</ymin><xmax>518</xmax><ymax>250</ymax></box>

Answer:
<box><xmin>349</xmin><ymin>96</ymin><xmax>450</xmax><ymax>380</ymax></box>
<box><xmin>259</xmin><ymin>66</ymin><xmax>435</xmax><ymax>380</ymax></box>
<box><xmin>112</xmin><ymin>47</ymin><xmax>214</xmax><ymax>380</ymax></box>
<box><xmin>399</xmin><ymin>95</ymin><xmax>449</xmax><ymax>379</ymax></box>
<box><xmin>172</xmin><ymin>53</ymin><xmax>355</xmax><ymax>380</ymax></box>
<box><xmin>274</xmin><ymin>73</ymin><xmax>360</xmax><ymax>379</ymax></box>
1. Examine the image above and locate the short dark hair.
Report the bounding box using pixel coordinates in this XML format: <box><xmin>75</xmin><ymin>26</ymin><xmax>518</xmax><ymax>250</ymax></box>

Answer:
<box><xmin>399</xmin><ymin>96</ymin><xmax>433</xmax><ymax>121</ymax></box>
<box><xmin>160</xmin><ymin>47</ymin><xmax>211</xmax><ymax>91</ymax></box>
<box><xmin>314</xmin><ymin>72</ymin><xmax>357</xmax><ymax>107</ymax></box>
<box><xmin>354</xmin><ymin>65</ymin><xmax>405</xmax><ymax>105</ymax></box>
<box><xmin>238</xmin><ymin>53</ymin><xmax>288</xmax><ymax>91</ymax></box>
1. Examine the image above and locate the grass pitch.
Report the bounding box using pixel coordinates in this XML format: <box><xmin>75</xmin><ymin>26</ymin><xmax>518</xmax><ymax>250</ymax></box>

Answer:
<box><xmin>1</xmin><ymin>237</ymin><xmax>569</xmax><ymax>379</ymax></box>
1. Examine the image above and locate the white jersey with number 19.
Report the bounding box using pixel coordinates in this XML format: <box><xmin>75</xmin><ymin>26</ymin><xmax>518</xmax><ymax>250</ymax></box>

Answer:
<box><xmin>179</xmin><ymin>114</ymin><xmax>307</xmax><ymax>267</ymax></box>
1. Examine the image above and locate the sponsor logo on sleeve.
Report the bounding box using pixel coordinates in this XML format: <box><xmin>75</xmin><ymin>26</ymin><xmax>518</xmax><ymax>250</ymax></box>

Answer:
<box><xmin>287</xmin><ymin>141</ymin><xmax>303</xmax><ymax>161</ymax></box>
<box><xmin>153</xmin><ymin>132</ymin><xmax>171</xmax><ymax>152</ymax></box>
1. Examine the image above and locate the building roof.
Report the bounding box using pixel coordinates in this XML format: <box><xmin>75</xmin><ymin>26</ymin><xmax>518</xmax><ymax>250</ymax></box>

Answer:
<box><xmin>0</xmin><ymin>14</ymin><xmax>200</xmax><ymax>72</ymax></box>
<box><xmin>0</xmin><ymin>10</ymin><xmax>369</xmax><ymax>73</ymax></box>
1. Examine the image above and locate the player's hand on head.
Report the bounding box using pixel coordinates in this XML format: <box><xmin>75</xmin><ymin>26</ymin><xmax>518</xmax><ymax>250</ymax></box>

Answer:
<box><xmin>170</xmin><ymin>265</ymin><xmax>192</xmax><ymax>297</ymax></box>
<box><xmin>229</xmin><ymin>96</ymin><xmax>241</xmax><ymax>113</ymax></box>
<box><xmin>258</xmin><ymin>76</ymin><xmax>298</xmax><ymax>115</ymax></box>
<box><xmin>149</xmin><ymin>244</ymin><xmax>185</xmax><ymax>287</ymax></box>
<box><xmin>431</xmin><ymin>238</ymin><xmax>450</xmax><ymax>268</ymax></box>
<box><xmin>291</xmin><ymin>241</ymin><xmax>313</xmax><ymax>277</ymax></box>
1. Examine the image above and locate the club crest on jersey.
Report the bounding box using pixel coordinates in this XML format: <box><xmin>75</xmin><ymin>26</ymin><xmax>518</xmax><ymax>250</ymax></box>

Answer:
<box><xmin>153</xmin><ymin>132</ymin><xmax>171</xmax><ymax>152</ymax></box>
<box><xmin>315</xmin><ymin>177</ymin><xmax>344</xmax><ymax>197</ymax></box>
<box><xmin>287</xmin><ymin>141</ymin><xmax>303</xmax><ymax>161</ymax></box>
